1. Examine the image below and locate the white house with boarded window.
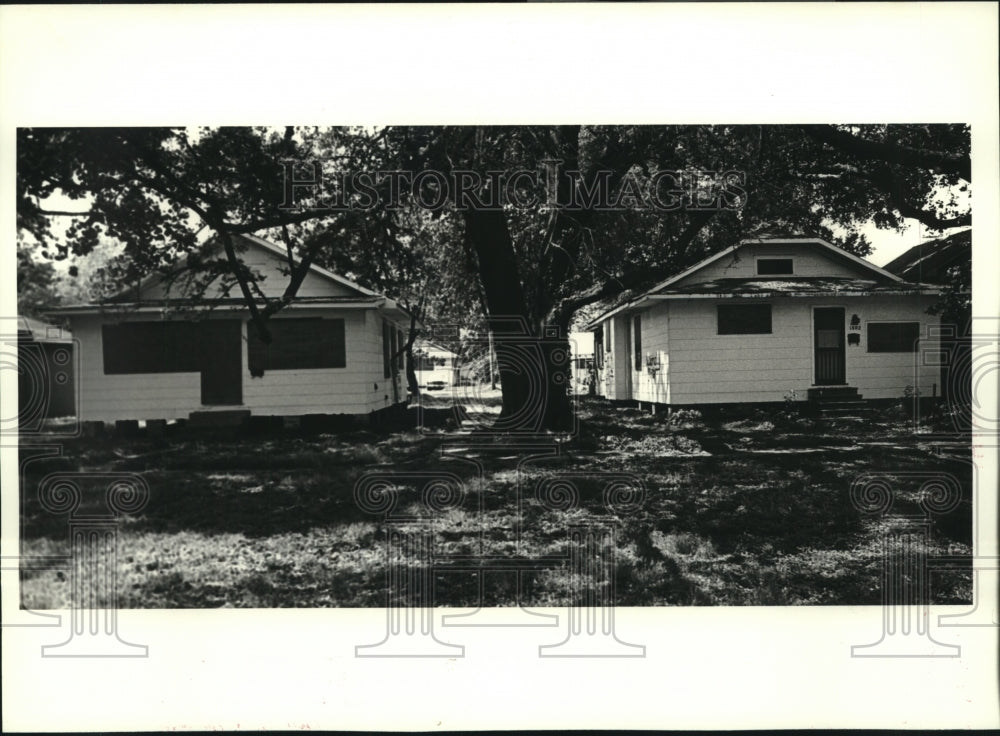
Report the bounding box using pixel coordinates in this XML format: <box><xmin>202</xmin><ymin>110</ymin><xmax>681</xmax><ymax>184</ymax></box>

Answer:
<box><xmin>48</xmin><ymin>234</ymin><xmax>413</xmax><ymax>424</ymax></box>
<box><xmin>586</xmin><ymin>236</ymin><xmax>945</xmax><ymax>406</ymax></box>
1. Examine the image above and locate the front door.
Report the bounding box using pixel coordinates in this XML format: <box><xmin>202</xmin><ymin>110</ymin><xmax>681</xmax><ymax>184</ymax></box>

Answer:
<box><xmin>199</xmin><ymin>320</ymin><xmax>243</xmax><ymax>405</ymax></box>
<box><xmin>814</xmin><ymin>308</ymin><xmax>846</xmax><ymax>385</ymax></box>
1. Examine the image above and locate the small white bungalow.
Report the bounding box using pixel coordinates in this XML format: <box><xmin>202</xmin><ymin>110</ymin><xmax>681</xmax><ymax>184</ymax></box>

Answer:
<box><xmin>48</xmin><ymin>235</ymin><xmax>413</xmax><ymax>424</ymax></box>
<box><xmin>586</xmin><ymin>236</ymin><xmax>945</xmax><ymax>406</ymax></box>
<box><xmin>412</xmin><ymin>339</ymin><xmax>460</xmax><ymax>390</ymax></box>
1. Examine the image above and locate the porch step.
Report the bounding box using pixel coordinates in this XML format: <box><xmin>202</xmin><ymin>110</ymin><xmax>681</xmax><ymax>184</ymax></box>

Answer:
<box><xmin>807</xmin><ymin>386</ymin><xmax>861</xmax><ymax>402</ymax></box>
<box><xmin>187</xmin><ymin>409</ymin><xmax>251</xmax><ymax>428</ymax></box>
<box><xmin>807</xmin><ymin>386</ymin><xmax>871</xmax><ymax>417</ymax></box>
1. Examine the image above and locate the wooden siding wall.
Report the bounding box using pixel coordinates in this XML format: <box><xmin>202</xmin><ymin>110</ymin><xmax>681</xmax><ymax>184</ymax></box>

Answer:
<box><xmin>243</xmin><ymin>310</ymin><xmax>390</xmax><ymax>416</ymax></box>
<box><xmin>595</xmin><ymin>315</ymin><xmax>642</xmax><ymax>400</ymax></box>
<box><xmin>671</xmin><ymin>243</ymin><xmax>863</xmax><ymax>288</ymax></box>
<box><xmin>660</xmin><ymin>296</ymin><xmax>941</xmax><ymax>404</ymax></box>
<box><xmin>630</xmin><ymin>303</ymin><xmax>670</xmax><ymax>404</ymax></box>
<box><xmin>666</xmin><ymin>300</ymin><xmax>812</xmax><ymax>403</ymax></box>
<box><xmin>847</xmin><ymin>296</ymin><xmax>943</xmax><ymax>399</ymax></box>
<box><xmin>70</xmin><ymin>308</ymin><xmax>407</xmax><ymax>422</ymax></box>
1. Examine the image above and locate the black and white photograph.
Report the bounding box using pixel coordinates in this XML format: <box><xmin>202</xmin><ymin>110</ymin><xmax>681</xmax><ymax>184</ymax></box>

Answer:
<box><xmin>13</xmin><ymin>123</ymin><xmax>978</xmax><ymax>610</ymax></box>
<box><xmin>2</xmin><ymin>3</ymin><xmax>998</xmax><ymax>732</ymax></box>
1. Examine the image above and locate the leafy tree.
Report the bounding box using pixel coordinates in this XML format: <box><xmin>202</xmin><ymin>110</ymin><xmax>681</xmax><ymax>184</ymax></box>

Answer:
<box><xmin>16</xmin><ymin>238</ymin><xmax>63</xmax><ymax>318</ymax></box>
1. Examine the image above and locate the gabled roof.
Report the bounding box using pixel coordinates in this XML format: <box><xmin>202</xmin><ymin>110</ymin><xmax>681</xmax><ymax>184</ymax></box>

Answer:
<box><xmin>239</xmin><ymin>234</ymin><xmax>379</xmax><ymax>298</ymax></box>
<box><xmin>48</xmin><ymin>295</ymin><xmax>384</xmax><ymax>314</ymax></box>
<box><xmin>648</xmin><ymin>276</ymin><xmax>941</xmax><ymax>298</ymax></box>
<box><xmin>48</xmin><ymin>234</ymin><xmax>414</xmax><ymax>324</ymax></box>
<box><xmin>109</xmin><ymin>233</ymin><xmax>379</xmax><ymax>302</ymax></box>
<box><xmin>882</xmin><ymin>229</ymin><xmax>970</xmax><ymax>284</ymax></box>
<box><xmin>646</xmin><ymin>237</ymin><xmax>904</xmax><ymax>295</ymax></box>
<box><xmin>584</xmin><ymin>236</ymin><xmax>918</xmax><ymax>330</ymax></box>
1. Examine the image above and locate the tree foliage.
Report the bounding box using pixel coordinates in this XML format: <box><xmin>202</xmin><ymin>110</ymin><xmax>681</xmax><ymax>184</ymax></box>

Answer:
<box><xmin>16</xmin><ymin>239</ymin><xmax>62</xmax><ymax>318</ymax></box>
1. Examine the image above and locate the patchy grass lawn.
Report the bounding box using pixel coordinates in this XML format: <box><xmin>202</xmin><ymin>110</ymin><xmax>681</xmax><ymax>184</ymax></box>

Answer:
<box><xmin>19</xmin><ymin>397</ymin><xmax>972</xmax><ymax>608</ymax></box>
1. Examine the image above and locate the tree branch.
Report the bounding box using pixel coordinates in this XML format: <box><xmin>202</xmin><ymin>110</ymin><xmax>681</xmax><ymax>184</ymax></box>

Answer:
<box><xmin>882</xmin><ymin>193</ymin><xmax>970</xmax><ymax>230</ymax></box>
<box><xmin>857</xmin><ymin>165</ymin><xmax>971</xmax><ymax>230</ymax></box>
<box><xmin>227</xmin><ymin>207</ymin><xmax>343</xmax><ymax>234</ymax></box>
<box><xmin>280</xmin><ymin>223</ymin><xmax>296</xmax><ymax>271</ymax></box>
<box><xmin>217</xmin><ymin>227</ymin><xmax>270</xmax><ymax>342</ymax></box>
<box><xmin>549</xmin><ymin>209</ymin><xmax>717</xmax><ymax>323</ymax></box>
<box><xmin>790</xmin><ymin>162</ymin><xmax>971</xmax><ymax>230</ymax></box>
<box><xmin>259</xmin><ymin>236</ymin><xmax>325</xmax><ymax>319</ymax></box>
<box><xmin>36</xmin><ymin>209</ymin><xmax>93</xmax><ymax>217</ymax></box>
<box><xmin>801</xmin><ymin>124</ymin><xmax>971</xmax><ymax>181</ymax></box>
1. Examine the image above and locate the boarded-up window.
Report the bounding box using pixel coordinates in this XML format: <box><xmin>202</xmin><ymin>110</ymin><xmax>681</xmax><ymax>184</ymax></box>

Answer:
<box><xmin>757</xmin><ymin>258</ymin><xmax>793</xmax><ymax>275</ymax></box>
<box><xmin>633</xmin><ymin>314</ymin><xmax>642</xmax><ymax>371</ymax></box>
<box><xmin>382</xmin><ymin>321</ymin><xmax>391</xmax><ymax>378</ymax></box>
<box><xmin>605</xmin><ymin>321</ymin><xmax>612</xmax><ymax>351</ymax></box>
<box><xmin>102</xmin><ymin>322</ymin><xmax>201</xmax><ymax>374</ymax></box>
<box><xmin>246</xmin><ymin>318</ymin><xmax>345</xmax><ymax>376</ymax></box>
<box><xmin>867</xmin><ymin>322</ymin><xmax>920</xmax><ymax>353</ymax></box>
<box><xmin>717</xmin><ymin>304</ymin><xmax>772</xmax><ymax>335</ymax></box>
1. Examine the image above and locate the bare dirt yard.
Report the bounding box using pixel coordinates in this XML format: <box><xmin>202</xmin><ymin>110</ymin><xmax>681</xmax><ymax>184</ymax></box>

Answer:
<box><xmin>19</xmin><ymin>396</ymin><xmax>973</xmax><ymax>608</ymax></box>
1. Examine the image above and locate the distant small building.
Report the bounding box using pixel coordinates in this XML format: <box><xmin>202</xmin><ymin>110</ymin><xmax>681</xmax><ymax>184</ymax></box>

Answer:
<box><xmin>412</xmin><ymin>340</ymin><xmax>460</xmax><ymax>390</ymax></box>
<box><xmin>568</xmin><ymin>331</ymin><xmax>595</xmax><ymax>395</ymax></box>
<box><xmin>587</xmin><ymin>236</ymin><xmax>946</xmax><ymax>406</ymax></box>
<box><xmin>16</xmin><ymin>315</ymin><xmax>76</xmax><ymax>421</ymax></box>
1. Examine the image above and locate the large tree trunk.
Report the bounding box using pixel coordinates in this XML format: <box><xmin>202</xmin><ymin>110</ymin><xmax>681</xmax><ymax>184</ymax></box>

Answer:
<box><xmin>463</xmin><ymin>208</ymin><xmax>574</xmax><ymax>432</ymax></box>
<box><xmin>538</xmin><ymin>311</ymin><xmax>575</xmax><ymax>432</ymax></box>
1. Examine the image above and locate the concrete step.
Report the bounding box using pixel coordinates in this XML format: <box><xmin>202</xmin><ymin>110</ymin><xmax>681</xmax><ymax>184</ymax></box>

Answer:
<box><xmin>808</xmin><ymin>386</ymin><xmax>861</xmax><ymax>402</ymax></box>
<box><xmin>818</xmin><ymin>400</ymin><xmax>868</xmax><ymax>408</ymax></box>
<box><xmin>819</xmin><ymin>403</ymin><xmax>876</xmax><ymax>416</ymax></box>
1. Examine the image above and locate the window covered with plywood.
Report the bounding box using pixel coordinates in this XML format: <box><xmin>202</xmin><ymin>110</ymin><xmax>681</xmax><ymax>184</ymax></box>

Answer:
<box><xmin>247</xmin><ymin>318</ymin><xmax>346</xmax><ymax>376</ymax></box>
<box><xmin>102</xmin><ymin>322</ymin><xmax>201</xmax><ymax>374</ymax></box>
<box><xmin>717</xmin><ymin>304</ymin><xmax>772</xmax><ymax>335</ymax></box>
<box><xmin>867</xmin><ymin>322</ymin><xmax>920</xmax><ymax>353</ymax></box>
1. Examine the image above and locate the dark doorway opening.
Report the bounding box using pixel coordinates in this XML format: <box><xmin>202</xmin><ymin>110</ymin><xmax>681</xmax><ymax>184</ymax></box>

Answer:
<box><xmin>199</xmin><ymin>320</ymin><xmax>243</xmax><ymax>405</ymax></box>
<box><xmin>814</xmin><ymin>307</ymin><xmax>846</xmax><ymax>385</ymax></box>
